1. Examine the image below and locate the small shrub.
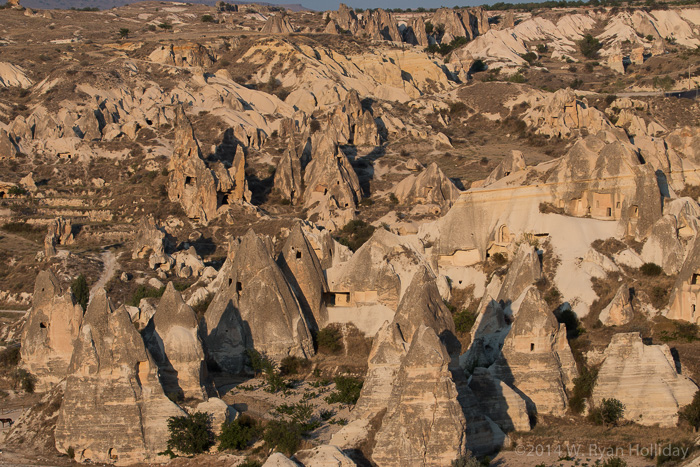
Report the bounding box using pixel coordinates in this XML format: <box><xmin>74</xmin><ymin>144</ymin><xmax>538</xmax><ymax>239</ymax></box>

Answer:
<box><xmin>558</xmin><ymin>308</ymin><xmax>582</xmax><ymax>339</ymax></box>
<box><xmin>71</xmin><ymin>274</ymin><xmax>89</xmax><ymax>310</ymax></box>
<box><xmin>452</xmin><ymin>451</ymin><xmax>481</xmax><ymax>467</ymax></box>
<box><xmin>679</xmin><ymin>390</ymin><xmax>700</xmax><ymax>430</ymax></box>
<box><xmin>218</xmin><ymin>415</ymin><xmax>260</xmax><ymax>451</ymax></box>
<box><xmin>640</xmin><ymin>262</ymin><xmax>663</xmax><ymax>276</ymax></box>
<box><xmin>569</xmin><ymin>366</ymin><xmax>598</xmax><ymax>414</ymax></box>
<box><xmin>454</xmin><ymin>309</ymin><xmax>477</xmax><ymax>334</ymax></box>
<box><xmin>470</xmin><ymin>59</ymin><xmax>487</xmax><ymax>73</ymax></box>
<box><xmin>333</xmin><ymin>220</ymin><xmax>375</xmax><ymax>252</ymax></box>
<box><xmin>309</xmin><ymin>119</ymin><xmax>321</xmax><ymax>134</ymax></box>
<box><xmin>201</xmin><ymin>14</ymin><xmax>215</xmax><ymax>23</ymax></box>
<box><xmin>166</xmin><ymin>412</ymin><xmax>213</xmax><ymax>455</ymax></box>
<box><xmin>263</xmin><ymin>420</ymin><xmax>302</xmax><ymax>456</ymax></box>
<box><xmin>601</xmin><ymin>458</ymin><xmax>626</xmax><ymax>467</ymax></box>
<box><xmin>158</xmin><ymin>22</ymin><xmax>173</xmax><ymax>30</ymax></box>
<box><xmin>13</xmin><ymin>368</ymin><xmax>35</xmax><ymax>393</ymax></box>
<box><xmin>389</xmin><ymin>193</ymin><xmax>399</xmax><ymax>205</ymax></box>
<box><xmin>325</xmin><ymin>376</ymin><xmax>363</xmax><ymax>405</ymax></box>
<box><xmin>508</xmin><ymin>72</ymin><xmax>526</xmax><ymax>83</ymax></box>
<box><xmin>589</xmin><ymin>398</ymin><xmax>624</xmax><ymax>426</ymax></box>
<box><xmin>491</xmin><ymin>252</ymin><xmax>507</xmax><ymax>265</ymax></box>
<box><xmin>317</xmin><ymin>327</ymin><xmax>342</xmax><ymax>353</ymax></box>
<box><xmin>127</xmin><ymin>285</ymin><xmax>165</xmax><ymax>306</ymax></box>
<box><xmin>578</xmin><ymin>34</ymin><xmax>602</xmax><ymax>59</ymax></box>
<box><xmin>279</xmin><ymin>356</ymin><xmax>311</xmax><ymax>376</ymax></box>
<box><xmin>521</xmin><ymin>52</ymin><xmax>538</xmax><ymax>64</ymax></box>
<box><xmin>118</xmin><ymin>27</ymin><xmax>129</xmax><ymax>38</ymax></box>
<box><xmin>8</xmin><ymin>186</ymin><xmax>27</xmax><ymax>196</ymax></box>
<box><xmin>655</xmin><ymin>440</ymin><xmax>694</xmax><ymax>465</ymax></box>
<box><xmin>67</xmin><ymin>446</ymin><xmax>75</xmax><ymax>459</ymax></box>
<box><xmin>0</xmin><ymin>346</ymin><xmax>20</xmax><ymax>367</ymax></box>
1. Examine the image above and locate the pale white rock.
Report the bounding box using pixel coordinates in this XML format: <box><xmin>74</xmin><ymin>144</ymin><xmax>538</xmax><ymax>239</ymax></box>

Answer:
<box><xmin>592</xmin><ymin>332</ymin><xmax>698</xmax><ymax>427</ymax></box>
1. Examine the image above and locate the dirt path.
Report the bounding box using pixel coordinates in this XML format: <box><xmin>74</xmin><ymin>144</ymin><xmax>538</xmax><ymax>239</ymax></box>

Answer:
<box><xmin>89</xmin><ymin>250</ymin><xmax>117</xmax><ymax>300</ymax></box>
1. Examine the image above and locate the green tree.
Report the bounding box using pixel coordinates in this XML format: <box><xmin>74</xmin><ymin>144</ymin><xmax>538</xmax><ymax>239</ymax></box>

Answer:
<box><xmin>71</xmin><ymin>274</ymin><xmax>89</xmax><ymax>311</ymax></box>
<box><xmin>578</xmin><ymin>34</ymin><xmax>602</xmax><ymax>59</ymax></box>
<box><xmin>589</xmin><ymin>398</ymin><xmax>625</xmax><ymax>426</ymax></box>
<box><xmin>166</xmin><ymin>412</ymin><xmax>213</xmax><ymax>455</ymax></box>
<box><xmin>119</xmin><ymin>27</ymin><xmax>129</xmax><ymax>38</ymax></box>
<box><xmin>218</xmin><ymin>415</ymin><xmax>260</xmax><ymax>451</ymax></box>
<box><xmin>679</xmin><ymin>390</ymin><xmax>700</xmax><ymax>430</ymax></box>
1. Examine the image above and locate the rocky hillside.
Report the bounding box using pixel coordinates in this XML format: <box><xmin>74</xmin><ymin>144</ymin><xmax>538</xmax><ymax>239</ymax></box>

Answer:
<box><xmin>1</xmin><ymin>0</ymin><xmax>700</xmax><ymax>466</ymax></box>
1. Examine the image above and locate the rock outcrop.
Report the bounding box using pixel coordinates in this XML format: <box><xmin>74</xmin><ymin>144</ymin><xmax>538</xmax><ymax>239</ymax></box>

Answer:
<box><xmin>261</xmin><ymin>14</ymin><xmax>295</xmax><ymax>34</ymax></box>
<box><xmin>44</xmin><ymin>217</ymin><xmax>74</xmax><ymax>257</ymax></box>
<box><xmin>490</xmin><ymin>288</ymin><xmax>578</xmax><ymax>416</ymax></box>
<box><xmin>392</xmin><ymin>266</ymin><xmax>460</xmax><ymax>356</ymax></box>
<box><xmin>598</xmin><ymin>284</ymin><xmax>634</xmax><ymax>326</ymax></box>
<box><xmin>277</xmin><ymin>223</ymin><xmax>329</xmax><ymax>330</ymax></box>
<box><xmin>274</xmin><ymin>140</ymin><xmax>303</xmax><ymax>204</ymax></box>
<box><xmin>592</xmin><ymin>332</ymin><xmax>697</xmax><ymax>427</ymax></box>
<box><xmin>21</xmin><ymin>271</ymin><xmax>84</xmax><ymax>392</ymax></box>
<box><xmin>303</xmin><ymin>131</ymin><xmax>362</xmax><ymax>229</ymax></box>
<box><xmin>372</xmin><ymin>325</ymin><xmax>467</xmax><ymax>467</ymax></box>
<box><xmin>483</xmin><ymin>150</ymin><xmax>527</xmax><ymax>186</ymax></box>
<box><xmin>55</xmin><ymin>290</ymin><xmax>184</xmax><ymax>464</ymax></box>
<box><xmin>143</xmin><ymin>283</ymin><xmax>211</xmax><ymax>400</ymax></box>
<box><xmin>392</xmin><ymin>162</ymin><xmax>461</xmax><ymax>213</ymax></box>
<box><xmin>167</xmin><ymin>107</ymin><xmax>219</xmax><ymax>224</ymax></box>
<box><xmin>203</xmin><ymin>229</ymin><xmax>314</xmax><ymax>373</ymax></box>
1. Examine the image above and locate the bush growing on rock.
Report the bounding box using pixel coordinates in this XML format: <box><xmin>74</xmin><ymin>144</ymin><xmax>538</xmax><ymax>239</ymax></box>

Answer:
<box><xmin>453</xmin><ymin>309</ymin><xmax>477</xmax><ymax>334</ymax></box>
<box><xmin>279</xmin><ymin>356</ymin><xmax>311</xmax><ymax>376</ymax></box>
<box><xmin>165</xmin><ymin>411</ymin><xmax>213</xmax><ymax>456</ymax></box>
<box><xmin>71</xmin><ymin>274</ymin><xmax>89</xmax><ymax>311</ymax></box>
<box><xmin>589</xmin><ymin>398</ymin><xmax>625</xmax><ymax>426</ymax></box>
<box><xmin>0</xmin><ymin>346</ymin><xmax>20</xmax><ymax>367</ymax></box>
<box><xmin>451</xmin><ymin>451</ymin><xmax>481</xmax><ymax>467</ymax></box>
<box><xmin>569</xmin><ymin>366</ymin><xmax>598</xmax><ymax>414</ymax></box>
<box><xmin>316</xmin><ymin>326</ymin><xmax>343</xmax><ymax>353</ymax></box>
<box><xmin>679</xmin><ymin>390</ymin><xmax>700</xmax><ymax>430</ymax></box>
<box><xmin>218</xmin><ymin>415</ymin><xmax>260</xmax><ymax>451</ymax></box>
<box><xmin>578</xmin><ymin>34</ymin><xmax>602</xmax><ymax>58</ymax></box>
<box><xmin>263</xmin><ymin>419</ymin><xmax>303</xmax><ymax>456</ymax></box>
<box><xmin>12</xmin><ymin>368</ymin><xmax>35</xmax><ymax>393</ymax></box>
<box><xmin>333</xmin><ymin>220</ymin><xmax>375</xmax><ymax>252</ymax></box>
<box><xmin>325</xmin><ymin>376</ymin><xmax>363</xmax><ymax>405</ymax></box>
<box><xmin>640</xmin><ymin>262</ymin><xmax>663</xmax><ymax>276</ymax></box>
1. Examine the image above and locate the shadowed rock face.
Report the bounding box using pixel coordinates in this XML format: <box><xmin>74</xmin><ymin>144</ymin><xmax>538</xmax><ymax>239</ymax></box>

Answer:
<box><xmin>55</xmin><ymin>289</ymin><xmax>184</xmax><ymax>464</ymax></box>
<box><xmin>203</xmin><ymin>229</ymin><xmax>314</xmax><ymax>373</ymax></box>
<box><xmin>489</xmin><ymin>288</ymin><xmax>578</xmax><ymax>417</ymax></box>
<box><xmin>277</xmin><ymin>223</ymin><xmax>329</xmax><ymax>330</ymax></box>
<box><xmin>468</xmin><ymin>367</ymin><xmax>530</xmax><ymax>433</ymax></box>
<box><xmin>21</xmin><ymin>270</ymin><xmax>84</xmax><ymax>392</ymax></box>
<box><xmin>592</xmin><ymin>332</ymin><xmax>698</xmax><ymax>427</ymax></box>
<box><xmin>143</xmin><ymin>282</ymin><xmax>211</xmax><ymax>401</ymax></box>
<box><xmin>372</xmin><ymin>325</ymin><xmax>467</xmax><ymax>467</ymax></box>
